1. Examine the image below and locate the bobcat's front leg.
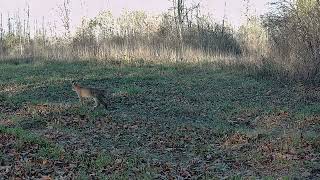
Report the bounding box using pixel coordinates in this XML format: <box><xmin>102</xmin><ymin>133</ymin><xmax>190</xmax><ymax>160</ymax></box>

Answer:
<box><xmin>93</xmin><ymin>98</ymin><xmax>99</xmax><ymax>109</ymax></box>
<box><xmin>78</xmin><ymin>95</ymin><xmax>84</xmax><ymax>105</ymax></box>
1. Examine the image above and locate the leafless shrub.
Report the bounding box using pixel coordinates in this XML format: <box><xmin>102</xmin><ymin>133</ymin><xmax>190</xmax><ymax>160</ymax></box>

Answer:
<box><xmin>263</xmin><ymin>0</ymin><xmax>320</xmax><ymax>84</ymax></box>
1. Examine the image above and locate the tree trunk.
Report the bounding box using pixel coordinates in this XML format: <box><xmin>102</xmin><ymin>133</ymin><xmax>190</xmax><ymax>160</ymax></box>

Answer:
<box><xmin>176</xmin><ymin>0</ymin><xmax>184</xmax><ymax>62</ymax></box>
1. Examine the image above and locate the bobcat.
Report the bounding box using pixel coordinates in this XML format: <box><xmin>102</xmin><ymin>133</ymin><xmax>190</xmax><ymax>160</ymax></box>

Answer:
<box><xmin>72</xmin><ymin>82</ymin><xmax>109</xmax><ymax>109</ymax></box>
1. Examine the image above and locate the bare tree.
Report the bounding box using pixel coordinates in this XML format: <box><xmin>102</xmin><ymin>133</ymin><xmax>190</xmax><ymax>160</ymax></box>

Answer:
<box><xmin>222</xmin><ymin>1</ymin><xmax>227</xmax><ymax>35</ymax></box>
<box><xmin>171</xmin><ymin>0</ymin><xmax>200</xmax><ymax>62</ymax></box>
<box><xmin>0</xmin><ymin>13</ymin><xmax>3</xmax><ymax>56</ymax></box>
<box><xmin>170</xmin><ymin>0</ymin><xmax>185</xmax><ymax>62</ymax></box>
<box><xmin>0</xmin><ymin>13</ymin><xmax>3</xmax><ymax>42</ymax></box>
<box><xmin>58</xmin><ymin>0</ymin><xmax>71</xmax><ymax>38</ymax></box>
<box><xmin>25</xmin><ymin>3</ymin><xmax>31</xmax><ymax>43</ymax></box>
<box><xmin>15</xmin><ymin>11</ymin><xmax>23</xmax><ymax>56</ymax></box>
<box><xmin>42</xmin><ymin>16</ymin><xmax>46</xmax><ymax>46</ymax></box>
<box><xmin>243</xmin><ymin>0</ymin><xmax>250</xmax><ymax>25</ymax></box>
<box><xmin>7</xmin><ymin>13</ymin><xmax>13</xmax><ymax>35</ymax></box>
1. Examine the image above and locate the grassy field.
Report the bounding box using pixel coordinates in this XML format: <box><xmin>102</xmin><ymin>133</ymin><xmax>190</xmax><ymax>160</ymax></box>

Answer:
<box><xmin>0</xmin><ymin>60</ymin><xmax>319</xmax><ymax>179</ymax></box>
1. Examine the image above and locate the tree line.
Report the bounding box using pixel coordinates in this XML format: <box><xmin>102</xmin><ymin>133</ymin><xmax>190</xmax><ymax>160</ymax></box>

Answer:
<box><xmin>0</xmin><ymin>0</ymin><xmax>319</xmax><ymax>84</ymax></box>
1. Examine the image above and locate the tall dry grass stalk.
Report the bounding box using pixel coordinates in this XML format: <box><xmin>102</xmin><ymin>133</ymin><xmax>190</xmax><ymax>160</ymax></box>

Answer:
<box><xmin>0</xmin><ymin>10</ymin><xmax>242</xmax><ymax>64</ymax></box>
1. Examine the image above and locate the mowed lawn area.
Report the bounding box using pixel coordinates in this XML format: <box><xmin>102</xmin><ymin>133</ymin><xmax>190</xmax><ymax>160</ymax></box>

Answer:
<box><xmin>0</xmin><ymin>60</ymin><xmax>319</xmax><ymax>179</ymax></box>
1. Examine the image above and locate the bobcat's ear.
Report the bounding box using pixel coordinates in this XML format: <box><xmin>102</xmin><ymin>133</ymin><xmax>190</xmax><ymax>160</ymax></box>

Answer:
<box><xmin>71</xmin><ymin>81</ymin><xmax>78</xmax><ymax>88</ymax></box>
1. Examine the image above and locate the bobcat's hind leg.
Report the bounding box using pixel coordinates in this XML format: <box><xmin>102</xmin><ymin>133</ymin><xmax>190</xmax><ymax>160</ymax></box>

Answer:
<box><xmin>78</xmin><ymin>96</ymin><xmax>84</xmax><ymax>105</ymax></box>
<box><xmin>93</xmin><ymin>98</ymin><xmax>100</xmax><ymax>110</ymax></box>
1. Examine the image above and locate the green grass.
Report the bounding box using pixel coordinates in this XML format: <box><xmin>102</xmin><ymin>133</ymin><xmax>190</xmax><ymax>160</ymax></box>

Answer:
<box><xmin>0</xmin><ymin>126</ymin><xmax>65</xmax><ymax>159</ymax></box>
<box><xmin>0</xmin><ymin>60</ymin><xmax>319</xmax><ymax>178</ymax></box>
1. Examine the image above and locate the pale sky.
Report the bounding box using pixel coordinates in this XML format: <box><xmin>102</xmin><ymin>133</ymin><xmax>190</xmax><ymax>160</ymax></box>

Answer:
<box><xmin>0</xmin><ymin>0</ymin><xmax>273</xmax><ymax>33</ymax></box>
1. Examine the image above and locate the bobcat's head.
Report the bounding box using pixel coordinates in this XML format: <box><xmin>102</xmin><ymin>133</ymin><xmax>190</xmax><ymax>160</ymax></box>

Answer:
<box><xmin>71</xmin><ymin>82</ymin><xmax>81</xmax><ymax>91</ymax></box>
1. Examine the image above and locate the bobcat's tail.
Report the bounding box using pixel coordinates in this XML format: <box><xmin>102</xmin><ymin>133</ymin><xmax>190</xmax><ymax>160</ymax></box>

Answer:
<box><xmin>98</xmin><ymin>94</ymin><xmax>108</xmax><ymax>109</ymax></box>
